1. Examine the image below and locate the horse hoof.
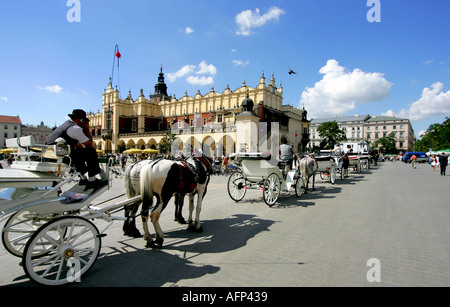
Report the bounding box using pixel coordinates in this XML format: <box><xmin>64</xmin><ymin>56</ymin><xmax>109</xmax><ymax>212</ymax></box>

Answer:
<box><xmin>146</xmin><ymin>240</ymin><xmax>163</xmax><ymax>249</ymax></box>
<box><xmin>175</xmin><ymin>218</ymin><xmax>188</xmax><ymax>225</ymax></box>
<box><xmin>187</xmin><ymin>224</ymin><xmax>203</xmax><ymax>233</ymax></box>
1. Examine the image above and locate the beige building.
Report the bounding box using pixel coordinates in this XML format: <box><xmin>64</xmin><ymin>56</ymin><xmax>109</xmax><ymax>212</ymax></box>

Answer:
<box><xmin>310</xmin><ymin>115</ymin><xmax>370</xmax><ymax>149</ymax></box>
<box><xmin>309</xmin><ymin>114</ymin><xmax>415</xmax><ymax>152</ymax></box>
<box><xmin>88</xmin><ymin>68</ymin><xmax>310</xmax><ymax>156</ymax></box>
<box><xmin>0</xmin><ymin>115</ymin><xmax>22</xmax><ymax>149</ymax></box>
<box><xmin>365</xmin><ymin>115</ymin><xmax>415</xmax><ymax>152</ymax></box>
<box><xmin>21</xmin><ymin>122</ymin><xmax>53</xmax><ymax>145</ymax></box>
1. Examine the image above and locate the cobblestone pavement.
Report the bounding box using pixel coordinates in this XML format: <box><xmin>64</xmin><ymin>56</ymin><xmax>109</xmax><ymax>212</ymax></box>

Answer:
<box><xmin>1</xmin><ymin>161</ymin><xmax>449</xmax><ymax>287</ymax></box>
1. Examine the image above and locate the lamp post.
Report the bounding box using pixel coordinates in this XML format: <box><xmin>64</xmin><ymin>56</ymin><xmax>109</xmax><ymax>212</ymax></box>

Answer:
<box><xmin>102</xmin><ymin>102</ymin><xmax>113</xmax><ymax>154</ymax></box>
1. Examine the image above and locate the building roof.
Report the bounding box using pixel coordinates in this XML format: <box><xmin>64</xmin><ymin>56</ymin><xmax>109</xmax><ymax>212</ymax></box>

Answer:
<box><xmin>0</xmin><ymin>115</ymin><xmax>21</xmax><ymax>124</ymax></box>
<box><xmin>366</xmin><ymin>115</ymin><xmax>408</xmax><ymax>122</ymax></box>
<box><xmin>310</xmin><ymin>114</ymin><xmax>370</xmax><ymax>125</ymax></box>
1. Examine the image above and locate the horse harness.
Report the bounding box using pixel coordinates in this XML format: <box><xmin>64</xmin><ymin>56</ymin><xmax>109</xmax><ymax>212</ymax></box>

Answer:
<box><xmin>177</xmin><ymin>156</ymin><xmax>213</xmax><ymax>191</ymax></box>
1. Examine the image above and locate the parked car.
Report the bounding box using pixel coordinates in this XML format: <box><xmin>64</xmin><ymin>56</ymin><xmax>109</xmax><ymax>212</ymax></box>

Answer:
<box><xmin>401</xmin><ymin>152</ymin><xmax>429</xmax><ymax>163</ymax></box>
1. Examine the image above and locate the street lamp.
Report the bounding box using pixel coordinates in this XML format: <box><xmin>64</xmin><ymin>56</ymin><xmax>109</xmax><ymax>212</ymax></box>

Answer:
<box><xmin>102</xmin><ymin>102</ymin><xmax>113</xmax><ymax>154</ymax></box>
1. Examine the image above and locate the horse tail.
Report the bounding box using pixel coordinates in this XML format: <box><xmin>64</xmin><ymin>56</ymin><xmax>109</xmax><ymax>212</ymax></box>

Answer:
<box><xmin>299</xmin><ymin>158</ymin><xmax>307</xmax><ymax>179</ymax></box>
<box><xmin>140</xmin><ymin>163</ymin><xmax>154</xmax><ymax>211</ymax></box>
<box><xmin>124</xmin><ymin>164</ymin><xmax>135</xmax><ymax>198</ymax></box>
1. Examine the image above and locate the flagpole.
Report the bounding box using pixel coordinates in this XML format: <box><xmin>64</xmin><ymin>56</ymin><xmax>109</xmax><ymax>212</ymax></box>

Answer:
<box><xmin>111</xmin><ymin>44</ymin><xmax>121</xmax><ymax>97</ymax></box>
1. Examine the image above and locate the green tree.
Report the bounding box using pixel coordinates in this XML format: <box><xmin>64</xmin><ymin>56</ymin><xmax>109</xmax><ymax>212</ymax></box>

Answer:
<box><xmin>317</xmin><ymin>121</ymin><xmax>347</xmax><ymax>149</ymax></box>
<box><xmin>159</xmin><ymin>130</ymin><xmax>177</xmax><ymax>156</ymax></box>
<box><xmin>415</xmin><ymin>117</ymin><xmax>450</xmax><ymax>151</ymax></box>
<box><xmin>375</xmin><ymin>132</ymin><xmax>397</xmax><ymax>154</ymax></box>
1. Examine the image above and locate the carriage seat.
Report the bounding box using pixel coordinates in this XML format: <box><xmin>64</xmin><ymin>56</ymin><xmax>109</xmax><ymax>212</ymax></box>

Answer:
<box><xmin>235</xmin><ymin>152</ymin><xmax>272</xmax><ymax>161</ymax></box>
<box><xmin>5</xmin><ymin>136</ymin><xmax>70</xmax><ymax>175</ymax></box>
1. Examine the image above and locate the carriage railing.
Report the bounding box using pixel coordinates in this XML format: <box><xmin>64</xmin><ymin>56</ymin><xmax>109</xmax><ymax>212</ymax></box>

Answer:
<box><xmin>0</xmin><ymin>136</ymin><xmax>117</xmax><ymax>220</ymax></box>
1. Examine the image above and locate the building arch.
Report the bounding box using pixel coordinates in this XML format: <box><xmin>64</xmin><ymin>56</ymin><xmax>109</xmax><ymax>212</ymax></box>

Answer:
<box><xmin>126</xmin><ymin>139</ymin><xmax>136</xmax><ymax>149</ymax></box>
<box><xmin>136</xmin><ymin>139</ymin><xmax>146</xmax><ymax>150</ymax></box>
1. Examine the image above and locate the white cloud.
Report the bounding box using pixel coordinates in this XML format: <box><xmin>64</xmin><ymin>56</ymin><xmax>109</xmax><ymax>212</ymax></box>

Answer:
<box><xmin>186</xmin><ymin>76</ymin><xmax>214</xmax><ymax>86</ymax></box>
<box><xmin>0</xmin><ymin>96</ymin><xmax>8</xmax><ymax>102</ymax></box>
<box><xmin>300</xmin><ymin>59</ymin><xmax>392</xmax><ymax>118</ymax></box>
<box><xmin>37</xmin><ymin>85</ymin><xmax>63</xmax><ymax>93</ymax></box>
<box><xmin>197</xmin><ymin>61</ymin><xmax>217</xmax><ymax>75</ymax></box>
<box><xmin>235</xmin><ymin>6</ymin><xmax>285</xmax><ymax>36</ymax></box>
<box><xmin>232</xmin><ymin>60</ymin><xmax>250</xmax><ymax>67</ymax></box>
<box><xmin>395</xmin><ymin>82</ymin><xmax>450</xmax><ymax>121</ymax></box>
<box><xmin>167</xmin><ymin>61</ymin><xmax>217</xmax><ymax>86</ymax></box>
<box><xmin>185</xmin><ymin>26</ymin><xmax>194</xmax><ymax>34</ymax></box>
<box><xmin>167</xmin><ymin>65</ymin><xmax>196</xmax><ymax>82</ymax></box>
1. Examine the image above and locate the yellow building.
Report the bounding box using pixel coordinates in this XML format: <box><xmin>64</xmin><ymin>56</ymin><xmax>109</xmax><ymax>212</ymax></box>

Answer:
<box><xmin>88</xmin><ymin>68</ymin><xmax>310</xmax><ymax>155</ymax></box>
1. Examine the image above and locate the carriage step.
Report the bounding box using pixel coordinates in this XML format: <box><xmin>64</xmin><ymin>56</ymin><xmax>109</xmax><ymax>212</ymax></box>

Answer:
<box><xmin>96</xmin><ymin>234</ymin><xmax>107</xmax><ymax>238</ymax></box>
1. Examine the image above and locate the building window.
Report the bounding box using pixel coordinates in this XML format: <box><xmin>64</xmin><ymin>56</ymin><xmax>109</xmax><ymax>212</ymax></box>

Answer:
<box><xmin>131</xmin><ymin>119</ymin><xmax>137</xmax><ymax>132</ymax></box>
<box><xmin>217</xmin><ymin>114</ymin><xmax>223</xmax><ymax>123</ymax></box>
<box><xmin>367</xmin><ymin>133</ymin><xmax>371</xmax><ymax>139</ymax></box>
<box><xmin>375</xmin><ymin>133</ymin><xmax>379</xmax><ymax>138</ymax></box>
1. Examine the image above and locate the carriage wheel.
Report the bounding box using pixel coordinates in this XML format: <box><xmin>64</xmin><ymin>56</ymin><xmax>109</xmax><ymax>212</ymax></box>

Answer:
<box><xmin>319</xmin><ymin>172</ymin><xmax>325</xmax><ymax>180</ymax></box>
<box><xmin>23</xmin><ymin>216</ymin><xmax>101</xmax><ymax>286</ymax></box>
<box><xmin>227</xmin><ymin>171</ymin><xmax>247</xmax><ymax>202</ymax></box>
<box><xmin>295</xmin><ymin>177</ymin><xmax>304</xmax><ymax>197</ymax></box>
<box><xmin>330</xmin><ymin>166</ymin><xmax>336</xmax><ymax>184</ymax></box>
<box><xmin>2</xmin><ymin>211</ymin><xmax>54</xmax><ymax>258</ymax></box>
<box><xmin>263</xmin><ymin>173</ymin><xmax>280</xmax><ymax>206</ymax></box>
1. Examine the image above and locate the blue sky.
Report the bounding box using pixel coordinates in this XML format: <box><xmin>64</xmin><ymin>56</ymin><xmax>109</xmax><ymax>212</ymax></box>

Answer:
<box><xmin>1</xmin><ymin>0</ymin><xmax>449</xmax><ymax>138</ymax></box>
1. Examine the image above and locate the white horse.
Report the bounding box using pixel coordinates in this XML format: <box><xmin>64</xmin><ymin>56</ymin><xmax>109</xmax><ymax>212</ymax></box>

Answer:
<box><xmin>124</xmin><ymin>155</ymin><xmax>213</xmax><ymax>248</ymax></box>
<box><xmin>298</xmin><ymin>156</ymin><xmax>318</xmax><ymax>193</ymax></box>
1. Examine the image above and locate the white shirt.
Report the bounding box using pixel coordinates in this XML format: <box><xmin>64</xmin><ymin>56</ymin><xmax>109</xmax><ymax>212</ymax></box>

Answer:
<box><xmin>66</xmin><ymin>121</ymin><xmax>89</xmax><ymax>144</ymax></box>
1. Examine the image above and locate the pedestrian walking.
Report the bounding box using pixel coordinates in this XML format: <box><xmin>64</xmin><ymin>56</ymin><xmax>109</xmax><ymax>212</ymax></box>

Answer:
<box><xmin>439</xmin><ymin>153</ymin><xmax>447</xmax><ymax>176</ymax></box>
<box><xmin>431</xmin><ymin>155</ymin><xmax>437</xmax><ymax>171</ymax></box>
<box><xmin>411</xmin><ymin>154</ymin><xmax>417</xmax><ymax>169</ymax></box>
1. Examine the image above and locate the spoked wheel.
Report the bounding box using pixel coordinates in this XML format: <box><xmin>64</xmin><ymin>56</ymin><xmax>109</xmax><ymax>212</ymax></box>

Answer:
<box><xmin>330</xmin><ymin>166</ymin><xmax>336</xmax><ymax>184</ymax></box>
<box><xmin>23</xmin><ymin>216</ymin><xmax>101</xmax><ymax>286</ymax></box>
<box><xmin>227</xmin><ymin>171</ymin><xmax>247</xmax><ymax>202</ymax></box>
<box><xmin>295</xmin><ymin>177</ymin><xmax>304</xmax><ymax>197</ymax></box>
<box><xmin>2</xmin><ymin>211</ymin><xmax>55</xmax><ymax>257</ymax></box>
<box><xmin>263</xmin><ymin>173</ymin><xmax>280</xmax><ymax>206</ymax></box>
<box><xmin>340</xmin><ymin>167</ymin><xmax>345</xmax><ymax>180</ymax></box>
<box><xmin>319</xmin><ymin>172</ymin><xmax>325</xmax><ymax>180</ymax></box>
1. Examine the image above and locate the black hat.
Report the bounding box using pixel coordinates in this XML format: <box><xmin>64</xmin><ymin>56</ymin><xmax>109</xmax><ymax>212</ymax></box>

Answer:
<box><xmin>68</xmin><ymin>109</ymin><xmax>87</xmax><ymax>120</ymax></box>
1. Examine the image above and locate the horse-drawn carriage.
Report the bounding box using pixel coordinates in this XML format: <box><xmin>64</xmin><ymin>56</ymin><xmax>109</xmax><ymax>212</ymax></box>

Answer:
<box><xmin>315</xmin><ymin>154</ymin><xmax>339</xmax><ymax>184</ymax></box>
<box><xmin>227</xmin><ymin>152</ymin><xmax>304</xmax><ymax>206</ymax></box>
<box><xmin>0</xmin><ymin>136</ymin><xmax>141</xmax><ymax>286</ymax></box>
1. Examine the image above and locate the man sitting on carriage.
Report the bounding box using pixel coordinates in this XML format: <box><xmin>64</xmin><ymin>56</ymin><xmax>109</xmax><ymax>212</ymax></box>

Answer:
<box><xmin>46</xmin><ymin>109</ymin><xmax>107</xmax><ymax>191</ymax></box>
<box><xmin>278</xmin><ymin>138</ymin><xmax>294</xmax><ymax>171</ymax></box>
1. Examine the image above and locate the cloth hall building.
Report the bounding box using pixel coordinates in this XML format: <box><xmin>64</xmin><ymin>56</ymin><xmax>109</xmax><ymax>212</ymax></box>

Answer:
<box><xmin>87</xmin><ymin>68</ymin><xmax>311</xmax><ymax>156</ymax></box>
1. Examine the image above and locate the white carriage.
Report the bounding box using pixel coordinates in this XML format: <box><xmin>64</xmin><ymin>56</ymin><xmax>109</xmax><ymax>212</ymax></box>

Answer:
<box><xmin>227</xmin><ymin>152</ymin><xmax>304</xmax><ymax>206</ymax></box>
<box><xmin>0</xmin><ymin>136</ymin><xmax>141</xmax><ymax>286</ymax></box>
<box><xmin>315</xmin><ymin>155</ymin><xmax>339</xmax><ymax>184</ymax></box>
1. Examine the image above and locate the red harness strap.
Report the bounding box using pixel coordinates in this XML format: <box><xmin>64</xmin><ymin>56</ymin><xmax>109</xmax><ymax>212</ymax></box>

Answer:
<box><xmin>178</xmin><ymin>161</ymin><xmax>196</xmax><ymax>191</ymax></box>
